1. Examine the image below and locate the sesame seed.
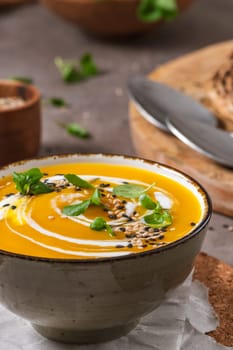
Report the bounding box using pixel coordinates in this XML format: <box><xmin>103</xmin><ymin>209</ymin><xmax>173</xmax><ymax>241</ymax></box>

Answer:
<box><xmin>116</xmin><ymin>205</ymin><xmax>125</xmax><ymax>209</ymax></box>
<box><xmin>116</xmin><ymin>245</ymin><xmax>124</xmax><ymax>248</ymax></box>
<box><xmin>11</xmin><ymin>205</ymin><xmax>17</xmax><ymax>210</ymax></box>
<box><xmin>190</xmin><ymin>222</ymin><xmax>196</xmax><ymax>226</ymax></box>
<box><xmin>108</xmin><ymin>214</ymin><xmax>117</xmax><ymax>219</ymax></box>
<box><xmin>2</xmin><ymin>203</ymin><xmax>10</xmax><ymax>207</ymax></box>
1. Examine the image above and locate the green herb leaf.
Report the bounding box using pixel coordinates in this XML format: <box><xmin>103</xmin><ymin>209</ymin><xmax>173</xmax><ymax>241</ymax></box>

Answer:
<box><xmin>13</xmin><ymin>168</ymin><xmax>52</xmax><ymax>195</ymax></box>
<box><xmin>113</xmin><ymin>182</ymin><xmax>155</xmax><ymax>199</ymax></box>
<box><xmin>59</xmin><ymin>122</ymin><xmax>90</xmax><ymax>139</ymax></box>
<box><xmin>144</xmin><ymin>209</ymin><xmax>172</xmax><ymax>228</ymax></box>
<box><xmin>113</xmin><ymin>184</ymin><xmax>145</xmax><ymax>198</ymax></box>
<box><xmin>91</xmin><ymin>188</ymin><xmax>102</xmax><ymax>206</ymax></box>
<box><xmin>106</xmin><ymin>224</ymin><xmax>116</xmax><ymax>237</ymax></box>
<box><xmin>62</xmin><ymin>199</ymin><xmax>91</xmax><ymax>216</ymax></box>
<box><xmin>90</xmin><ymin>217</ymin><xmax>106</xmax><ymax>231</ymax></box>
<box><xmin>80</xmin><ymin>53</ymin><xmax>98</xmax><ymax>77</ymax></box>
<box><xmin>139</xmin><ymin>194</ymin><xmax>158</xmax><ymax>210</ymax></box>
<box><xmin>10</xmin><ymin>76</ymin><xmax>34</xmax><ymax>85</ymax></box>
<box><xmin>64</xmin><ymin>174</ymin><xmax>94</xmax><ymax>189</ymax></box>
<box><xmin>48</xmin><ymin>97</ymin><xmax>69</xmax><ymax>108</ymax></box>
<box><xmin>137</xmin><ymin>0</ymin><xmax>163</xmax><ymax>22</ymax></box>
<box><xmin>55</xmin><ymin>54</ymin><xmax>99</xmax><ymax>84</ymax></box>
<box><xmin>30</xmin><ymin>182</ymin><xmax>53</xmax><ymax>195</ymax></box>
<box><xmin>90</xmin><ymin>217</ymin><xmax>116</xmax><ymax>237</ymax></box>
<box><xmin>157</xmin><ymin>0</ymin><xmax>178</xmax><ymax>19</ymax></box>
<box><xmin>137</xmin><ymin>0</ymin><xmax>178</xmax><ymax>23</ymax></box>
<box><xmin>55</xmin><ymin>57</ymin><xmax>83</xmax><ymax>83</ymax></box>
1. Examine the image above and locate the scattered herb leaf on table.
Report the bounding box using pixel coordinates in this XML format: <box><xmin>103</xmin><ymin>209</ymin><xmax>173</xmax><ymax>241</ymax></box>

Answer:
<box><xmin>55</xmin><ymin>53</ymin><xmax>99</xmax><ymax>84</ymax></box>
<box><xmin>58</xmin><ymin>122</ymin><xmax>90</xmax><ymax>139</ymax></box>
<box><xmin>47</xmin><ymin>97</ymin><xmax>69</xmax><ymax>108</ymax></box>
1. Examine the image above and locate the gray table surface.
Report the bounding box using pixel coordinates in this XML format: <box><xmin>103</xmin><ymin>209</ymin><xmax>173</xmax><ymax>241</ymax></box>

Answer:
<box><xmin>0</xmin><ymin>0</ymin><xmax>232</xmax><ymax>266</ymax></box>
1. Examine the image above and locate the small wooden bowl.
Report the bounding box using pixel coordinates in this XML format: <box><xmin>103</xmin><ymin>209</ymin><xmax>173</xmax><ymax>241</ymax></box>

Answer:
<box><xmin>0</xmin><ymin>80</ymin><xmax>41</xmax><ymax>166</ymax></box>
<box><xmin>40</xmin><ymin>0</ymin><xmax>194</xmax><ymax>38</ymax></box>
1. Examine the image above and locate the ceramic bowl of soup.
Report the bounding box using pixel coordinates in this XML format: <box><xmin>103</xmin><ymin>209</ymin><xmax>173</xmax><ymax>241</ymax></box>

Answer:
<box><xmin>0</xmin><ymin>154</ymin><xmax>211</xmax><ymax>344</ymax></box>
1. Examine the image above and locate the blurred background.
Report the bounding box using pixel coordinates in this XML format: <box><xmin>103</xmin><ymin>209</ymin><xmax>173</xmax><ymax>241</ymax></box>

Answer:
<box><xmin>0</xmin><ymin>0</ymin><xmax>232</xmax><ymax>157</ymax></box>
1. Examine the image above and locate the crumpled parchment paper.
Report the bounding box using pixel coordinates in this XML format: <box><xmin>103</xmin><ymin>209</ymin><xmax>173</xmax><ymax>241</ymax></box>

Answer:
<box><xmin>0</xmin><ymin>275</ymin><xmax>232</xmax><ymax>350</ymax></box>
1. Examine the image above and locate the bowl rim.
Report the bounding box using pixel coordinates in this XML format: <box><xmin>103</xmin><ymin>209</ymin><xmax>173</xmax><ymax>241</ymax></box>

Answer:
<box><xmin>0</xmin><ymin>80</ymin><xmax>40</xmax><ymax>114</ymax></box>
<box><xmin>0</xmin><ymin>153</ymin><xmax>212</xmax><ymax>264</ymax></box>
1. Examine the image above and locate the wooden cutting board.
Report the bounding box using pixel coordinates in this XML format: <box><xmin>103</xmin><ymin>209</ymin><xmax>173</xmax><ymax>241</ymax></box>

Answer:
<box><xmin>129</xmin><ymin>40</ymin><xmax>233</xmax><ymax>217</ymax></box>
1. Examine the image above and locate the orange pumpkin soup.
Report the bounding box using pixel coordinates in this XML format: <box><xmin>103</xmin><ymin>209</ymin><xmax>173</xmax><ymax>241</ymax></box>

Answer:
<box><xmin>0</xmin><ymin>163</ymin><xmax>202</xmax><ymax>259</ymax></box>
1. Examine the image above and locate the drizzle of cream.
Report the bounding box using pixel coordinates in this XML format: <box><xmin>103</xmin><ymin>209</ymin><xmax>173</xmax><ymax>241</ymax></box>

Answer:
<box><xmin>154</xmin><ymin>191</ymin><xmax>173</xmax><ymax>209</ymax></box>
<box><xmin>5</xmin><ymin>218</ymin><xmax>130</xmax><ymax>257</ymax></box>
<box><xmin>125</xmin><ymin>202</ymin><xmax>137</xmax><ymax>217</ymax></box>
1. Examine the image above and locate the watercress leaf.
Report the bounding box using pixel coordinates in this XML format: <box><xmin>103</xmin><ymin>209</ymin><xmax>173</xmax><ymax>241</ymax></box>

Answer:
<box><xmin>64</xmin><ymin>174</ymin><xmax>94</xmax><ymax>189</ymax></box>
<box><xmin>113</xmin><ymin>184</ymin><xmax>146</xmax><ymax>198</ymax></box>
<box><xmin>106</xmin><ymin>224</ymin><xmax>116</xmax><ymax>237</ymax></box>
<box><xmin>13</xmin><ymin>172</ymin><xmax>27</xmax><ymax>193</ymax></box>
<box><xmin>24</xmin><ymin>168</ymin><xmax>43</xmax><ymax>184</ymax></box>
<box><xmin>80</xmin><ymin>53</ymin><xmax>98</xmax><ymax>77</ymax></box>
<box><xmin>64</xmin><ymin>123</ymin><xmax>90</xmax><ymax>139</ymax></box>
<box><xmin>55</xmin><ymin>57</ymin><xmax>83</xmax><ymax>83</ymax></box>
<box><xmin>157</xmin><ymin>0</ymin><xmax>178</xmax><ymax>19</ymax></box>
<box><xmin>91</xmin><ymin>189</ymin><xmax>102</xmax><ymax>206</ymax></box>
<box><xmin>62</xmin><ymin>199</ymin><xmax>91</xmax><ymax>216</ymax></box>
<box><xmin>144</xmin><ymin>209</ymin><xmax>172</xmax><ymax>228</ymax></box>
<box><xmin>137</xmin><ymin>0</ymin><xmax>163</xmax><ymax>22</ymax></box>
<box><xmin>13</xmin><ymin>168</ymin><xmax>43</xmax><ymax>194</ymax></box>
<box><xmin>30</xmin><ymin>182</ymin><xmax>53</xmax><ymax>195</ymax></box>
<box><xmin>90</xmin><ymin>218</ymin><xmax>115</xmax><ymax>237</ymax></box>
<box><xmin>11</xmin><ymin>76</ymin><xmax>34</xmax><ymax>84</ymax></box>
<box><xmin>48</xmin><ymin>97</ymin><xmax>69</xmax><ymax>108</ymax></box>
<box><xmin>157</xmin><ymin>0</ymin><xmax>177</xmax><ymax>11</ymax></box>
<box><xmin>139</xmin><ymin>194</ymin><xmax>157</xmax><ymax>210</ymax></box>
<box><xmin>90</xmin><ymin>217</ymin><xmax>106</xmax><ymax>231</ymax></box>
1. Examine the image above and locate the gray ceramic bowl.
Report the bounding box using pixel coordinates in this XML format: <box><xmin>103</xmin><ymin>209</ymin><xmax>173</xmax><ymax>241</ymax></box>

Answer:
<box><xmin>0</xmin><ymin>154</ymin><xmax>211</xmax><ymax>344</ymax></box>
